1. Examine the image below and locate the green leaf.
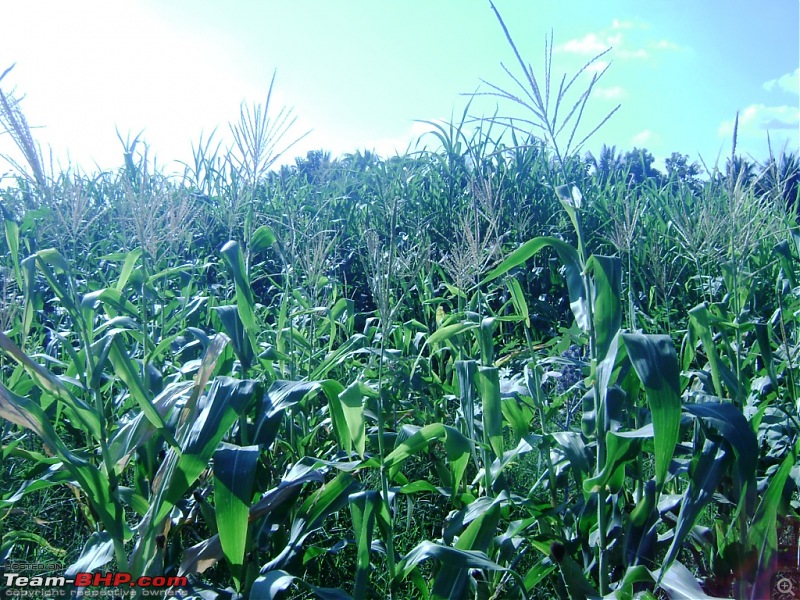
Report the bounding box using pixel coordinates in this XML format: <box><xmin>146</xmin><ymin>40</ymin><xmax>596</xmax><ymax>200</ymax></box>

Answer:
<box><xmin>384</xmin><ymin>424</ymin><xmax>471</xmax><ymax>494</ymax></box>
<box><xmin>654</xmin><ymin>560</ymin><xmax>727</xmax><ymax>599</ymax></box>
<box><xmin>754</xmin><ymin>322</ymin><xmax>779</xmax><ymax>392</ymax></box>
<box><xmin>213</xmin><ymin>443</ymin><xmax>260</xmax><ymax>589</ymax></box>
<box><xmin>661</xmin><ymin>440</ymin><xmax>729</xmax><ymax>580</ymax></box>
<box><xmin>583</xmin><ymin>429</ymin><xmax>642</xmax><ymax>494</ymax></box>
<box><xmin>250</xmin><ymin>224</ymin><xmax>278</xmax><ymax>253</ymax></box>
<box><xmin>394</xmin><ymin>541</ymin><xmax>507</xmax><ymax>586</ymax></box>
<box><xmin>4</xmin><ymin>216</ymin><xmax>22</xmax><ymax>291</ymax></box>
<box><xmin>334</xmin><ymin>381</ymin><xmax>365</xmax><ymax>458</ymax></box>
<box><xmin>107</xmin><ymin>335</ymin><xmax>177</xmax><ymax>447</ymax></box>
<box><xmin>107</xmin><ymin>381</ymin><xmax>193</xmax><ymax>471</ymax></box>
<box><xmin>260</xmin><ymin>473</ymin><xmax>360</xmax><ymax>573</ymax></box>
<box><xmin>114</xmin><ymin>248</ymin><xmax>143</xmax><ymax>292</ymax></box>
<box><xmin>0</xmin><ymin>331</ymin><xmax>102</xmax><ymax>440</ymax></box>
<box><xmin>83</xmin><ymin>288</ymin><xmax>140</xmax><ymax>319</ymax></box>
<box><xmin>683</xmin><ymin>402</ymin><xmax>758</xmax><ymax>510</ymax></box>
<box><xmin>432</xmin><ymin>502</ymin><xmax>501</xmax><ymax>599</ymax></box>
<box><xmin>501</xmin><ymin>394</ymin><xmax>532</xmax><ymax>446</ymax></box>
<box><xmin>549</xmin><ymin>431</ymin><xmax>591</xmax><ymax>486</ymax></box>
<box><xmin>251</xmin><ymin>570</ymin><xmax>354</xmax><ymax>600</ymax></box>
<box><xmin>456</xmin><ymin>359</ymin><xmax>479</xmax><ymax>445</ymax></box>
<box><xmin>154</xmin><ymin>377</ymin><xmax>257</xmax><ymax>524</ymax></box>
<box><xmin>310</xmin><ymin>334</ymin><xmax>366</xmax><ymax>380</ymax></box>
<box><xmin>689</xmin><ymin>304</ymin><xmax>739</xmax><ymax>401</ymax></box>
<box><xmin>507</xmin><ymin>277</ymin><xmax>530</xmax><ymax>328</ymax></box>
<box><xmin>586</xmin><ymin>255</ymin><xmax>622</xmax><ymax>361</ymax></box>
<box><xmin>775</xmin><ymin>239</ymin><xmax>797</xmax><ymax>288</ymax></box>
<box><xmin>426</xmin><ymin>322</ymin><xmax>479</xmax><ymax>347</ymax></box>
<box><xmin>220</xmin><ymin>240</ymin><xmax>259</xmax><ymax>361</ymax></box>
<box><xmin>553</xmin><ymin>551</ymin><xmax>601</xmax><ymax>600</ymax></box>
<box><xmin>621</xmin><ymin>333</ymin><xmax>682</xmax><ymax>490</ymax></box>
<box><xmin>477</xmin><ymin>366</ymin><xmax>504</xmax><ymax>459</ymax></box>
<box><xmin>214</xmin><ymin>304</ymin><xmax>255</xmax><ymax>372</ymax></box>
<box><xmin>348</xmin><ymin>490</ymin><xmax>380</xmax><ymax>598</ymax></box>
<box><xmin>65</xmin><ymin>532</ymin><xmax>115</xmax><ymax>577</ymax></box>
<box><xmin>614</xmin><ymin>565</ymin><xmax>655</xmax><ymax>599</ymax></box>
<box><xmin>747</xmin><ymin>452</ymin><xmax>794</xmax><ymax>594</ymax></box>
<box><xmin>478</xmin><ymin>317</ymin><xmax>495</xmax><ymax>366</ymax></box>
<box><xmin>0</xmin><ymin>380</ymin><xmax>125</xmax><ymax>540</ymax></box>
<box><xmin>19</xmin><ymin>254</ymin><xmax>36</xmax><ymax>339</ymax></box>
<box><xmin>482</xmin><ymin>236</ymin><xmax>588</xmax><ymax>331</ymax></box>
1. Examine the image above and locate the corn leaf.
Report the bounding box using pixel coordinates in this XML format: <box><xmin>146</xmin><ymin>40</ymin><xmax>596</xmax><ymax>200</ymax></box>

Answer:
<box><xmin>385</xmin><ymin>423</ymin><xmax>471</xmax><ymax>494</ymax></box>
<box><xmin>683</xmin><ymin>401</ymin><xmax>758</xmax><ymax>510</ymax></box>
<box><xmin>747</xmin><ymin>452</ymin><xmax>794</xmax><ymax>596</ymax></box>
<box><xmin>0</xmin><ymin>331</ymin><xmax>101</xmax><ymax>440</ymax></box>
<box><xmin>477</xmin><ymin>366</ymin><xmax>504</xmax><ymax>459</ymax></box>
<box><xmin>334</xmin><ymin>381</ymin><xmax>365</xmax><ymax>458</ymax></box>
<box><xmin>586</xmin><ymin>255</ymin><xmax>622</xmax><ymax>361</ymax></box>
<box><xmin>661</xmin><ymin>440</ymin><xmax>728</xmax><ymax>580</ymax></box>
<box><xmin>432</xmin><ymin>502</ymin><xmax>501</xmax><ymax>599</ymax></box>
<box><xmin>153</xmin><ymin>377</ymin><xmax>257</xmax><ymax>524</ymax></box>
<box><xmin>220</xmin><ymin>240</ymin><xmax>259</xmax><ymax>358</ymax></box>
<box><xmin>0</xmin><ymin>380</ymin><xmax>125</xmax><ymax>540</ymax></box>
<box><xmin>621</xmin><ymin>333</ymin><xmax>682</xmax><ymax>490</ymax></box>
<box><xmin>113</xmin><ymin>248</ymin><xmax>142</xmax><ymax>292</ymax></box>
<box><xmin>482</xmin><ymin>236</ymin><xmax>588</xmax><ymax>331</ymax></box>
<box><xmin>348</xmin><ymin>490</ymin><xmax>380</xmax><ymax>598</ymax></box>
<box><xmin>213</xmin><ymin>443</ymin><xmax>260</xmax><ymax>589</ymax></box>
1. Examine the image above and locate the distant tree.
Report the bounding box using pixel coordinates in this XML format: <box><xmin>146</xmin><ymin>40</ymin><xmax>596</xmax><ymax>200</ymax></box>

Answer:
<box><xmin>756</xmin><ymin>151</ymin><xmax>799</xmax><ymax>209</ymax></box>
<box><xmin>665</xmin><ymin>152</ymin><xmax>701</xmax><ymax>182</ymax></box>
<box><xmin>622</xmin><ymin>147</ymin><xmax>661</xmax><ymax>184</ymax></box>
<box><xmin>295</xmin><ymin>150</ymin><xmax>333</xmax><ymax>184</ymax></box>
<box><xmin>725</xmin><ymin>155</ymin><xmax>757</xmax><ymax>188</ymax></box>
<box><xmin>340</xmin><ymin>149</ymin><xmax>381</xmax><ymax>174</ymax></box>
<box><xmin>586</xmin><ymin>145</ymin><xmax>663</xmax><ymax>185</ymax></box>
<box><xmin>585</xmin><ymin>144</ymin><xmax>624</xmax><ymax>183</ymax></box>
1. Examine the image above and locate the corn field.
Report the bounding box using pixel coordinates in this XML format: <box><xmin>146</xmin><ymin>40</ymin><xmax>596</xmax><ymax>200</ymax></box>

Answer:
<box><xmin>1</xmin><ymin>7</ymin><xmax>800</xmax><ymax>600</ymax></box>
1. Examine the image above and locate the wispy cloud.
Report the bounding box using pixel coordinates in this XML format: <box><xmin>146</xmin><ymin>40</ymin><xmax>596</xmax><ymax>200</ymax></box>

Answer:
<box><xmin>632</xmin><ymin>129</ymin><xmax>660</xmax><ymax>146</ymax></box>
<box><xmin>718</xmin><ymin>104</ymin><xmax>800</xmax><ymax>136</ymax></box>
<box><xmin>559</xmin><ymin>33</ymin><xmax>617</xmax><ymax>55</ymax></box>
<box><xmin>585</xmin><ymin>60</ymin><xmax>611</xmax><ymax>74</ymax></box>
<box><xmin>557</xmin><ymin>20</ymin><xmax>686</xmax><ymax>62</ymax></box>
<box><xmin>763</xmin><ymin>68</ymin><xmax>799</xmax><ymax>95</ymax></box>
<box><xmin>651</xmin><ymin>39</ymin><xmax>682</xmax><ymax>51</ymax></box>
<box><xmin>593</xmin><ymin>86</ymin><xmax>627</xmax><ymax>100</ymax></box>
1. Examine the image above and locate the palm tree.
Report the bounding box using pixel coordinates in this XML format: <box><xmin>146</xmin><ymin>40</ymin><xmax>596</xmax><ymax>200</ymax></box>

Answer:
<box><xmin>585</xmin><ymin>144</ymin><xmax>624</xmax><ymax>183</ymax></box>
<box><xmin>757</xmin><ymin>151</ymin><xmax>799</xmax><ymax>209</ymax></box>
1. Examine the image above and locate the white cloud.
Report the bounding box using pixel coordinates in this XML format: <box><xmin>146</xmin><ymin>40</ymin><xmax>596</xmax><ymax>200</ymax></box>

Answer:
<box><xmin>557</xmin><ymin>20</ymin><xmax>680</xmax><ymax>63</ymax></box>
<box><xmin>632</xmin><ymin>129</ymin><xmax>659</xmax><ymax>146</ymax></box>
<box><xmin>651</xmin><ymin>39</ymin><xmax>683</xmax><ymax>51</ymax></box>
<box><xmin>559</xmin><ymin>33</ymin><xmax>611</xmax><ymax>55</ymax></box>
<box><xmin>593</xmin><ymin>86</ymin><xmax>627</xmax><ymax>100</ymax></box>
<box><xmin>763</xmin><ymin>68</ymin><xmax>799</xmax><ymax>95</ymax></box>
<box><xmin>718</xmin><ymin>104</ymin><xmax>800</xmax><ymax>136</ymax></box>
<box><xmin>585</xmin><ymin>60</ymin><xmax>611</xmax><ymax>74</ymax></box>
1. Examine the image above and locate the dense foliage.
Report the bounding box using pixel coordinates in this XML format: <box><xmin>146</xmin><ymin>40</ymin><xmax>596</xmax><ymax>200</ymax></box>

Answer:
<box><xmin>2</xmin><ymin>10</ymin><xmax>800</xmax><ymax>600</ymax></box>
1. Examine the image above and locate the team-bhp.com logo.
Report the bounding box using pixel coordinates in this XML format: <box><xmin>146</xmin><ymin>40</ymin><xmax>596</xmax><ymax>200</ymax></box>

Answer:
<box><xmin>3</xmin><ymin>571</ymin><xmax>188</xmax><ymax>597</ymax></box>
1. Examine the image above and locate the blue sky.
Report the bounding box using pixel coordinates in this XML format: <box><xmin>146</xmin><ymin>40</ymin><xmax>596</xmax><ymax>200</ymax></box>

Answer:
<box><xmin>0</xmin><ymin>1</ymin><xmax>797</xmax><ymax>175</ymax></box>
